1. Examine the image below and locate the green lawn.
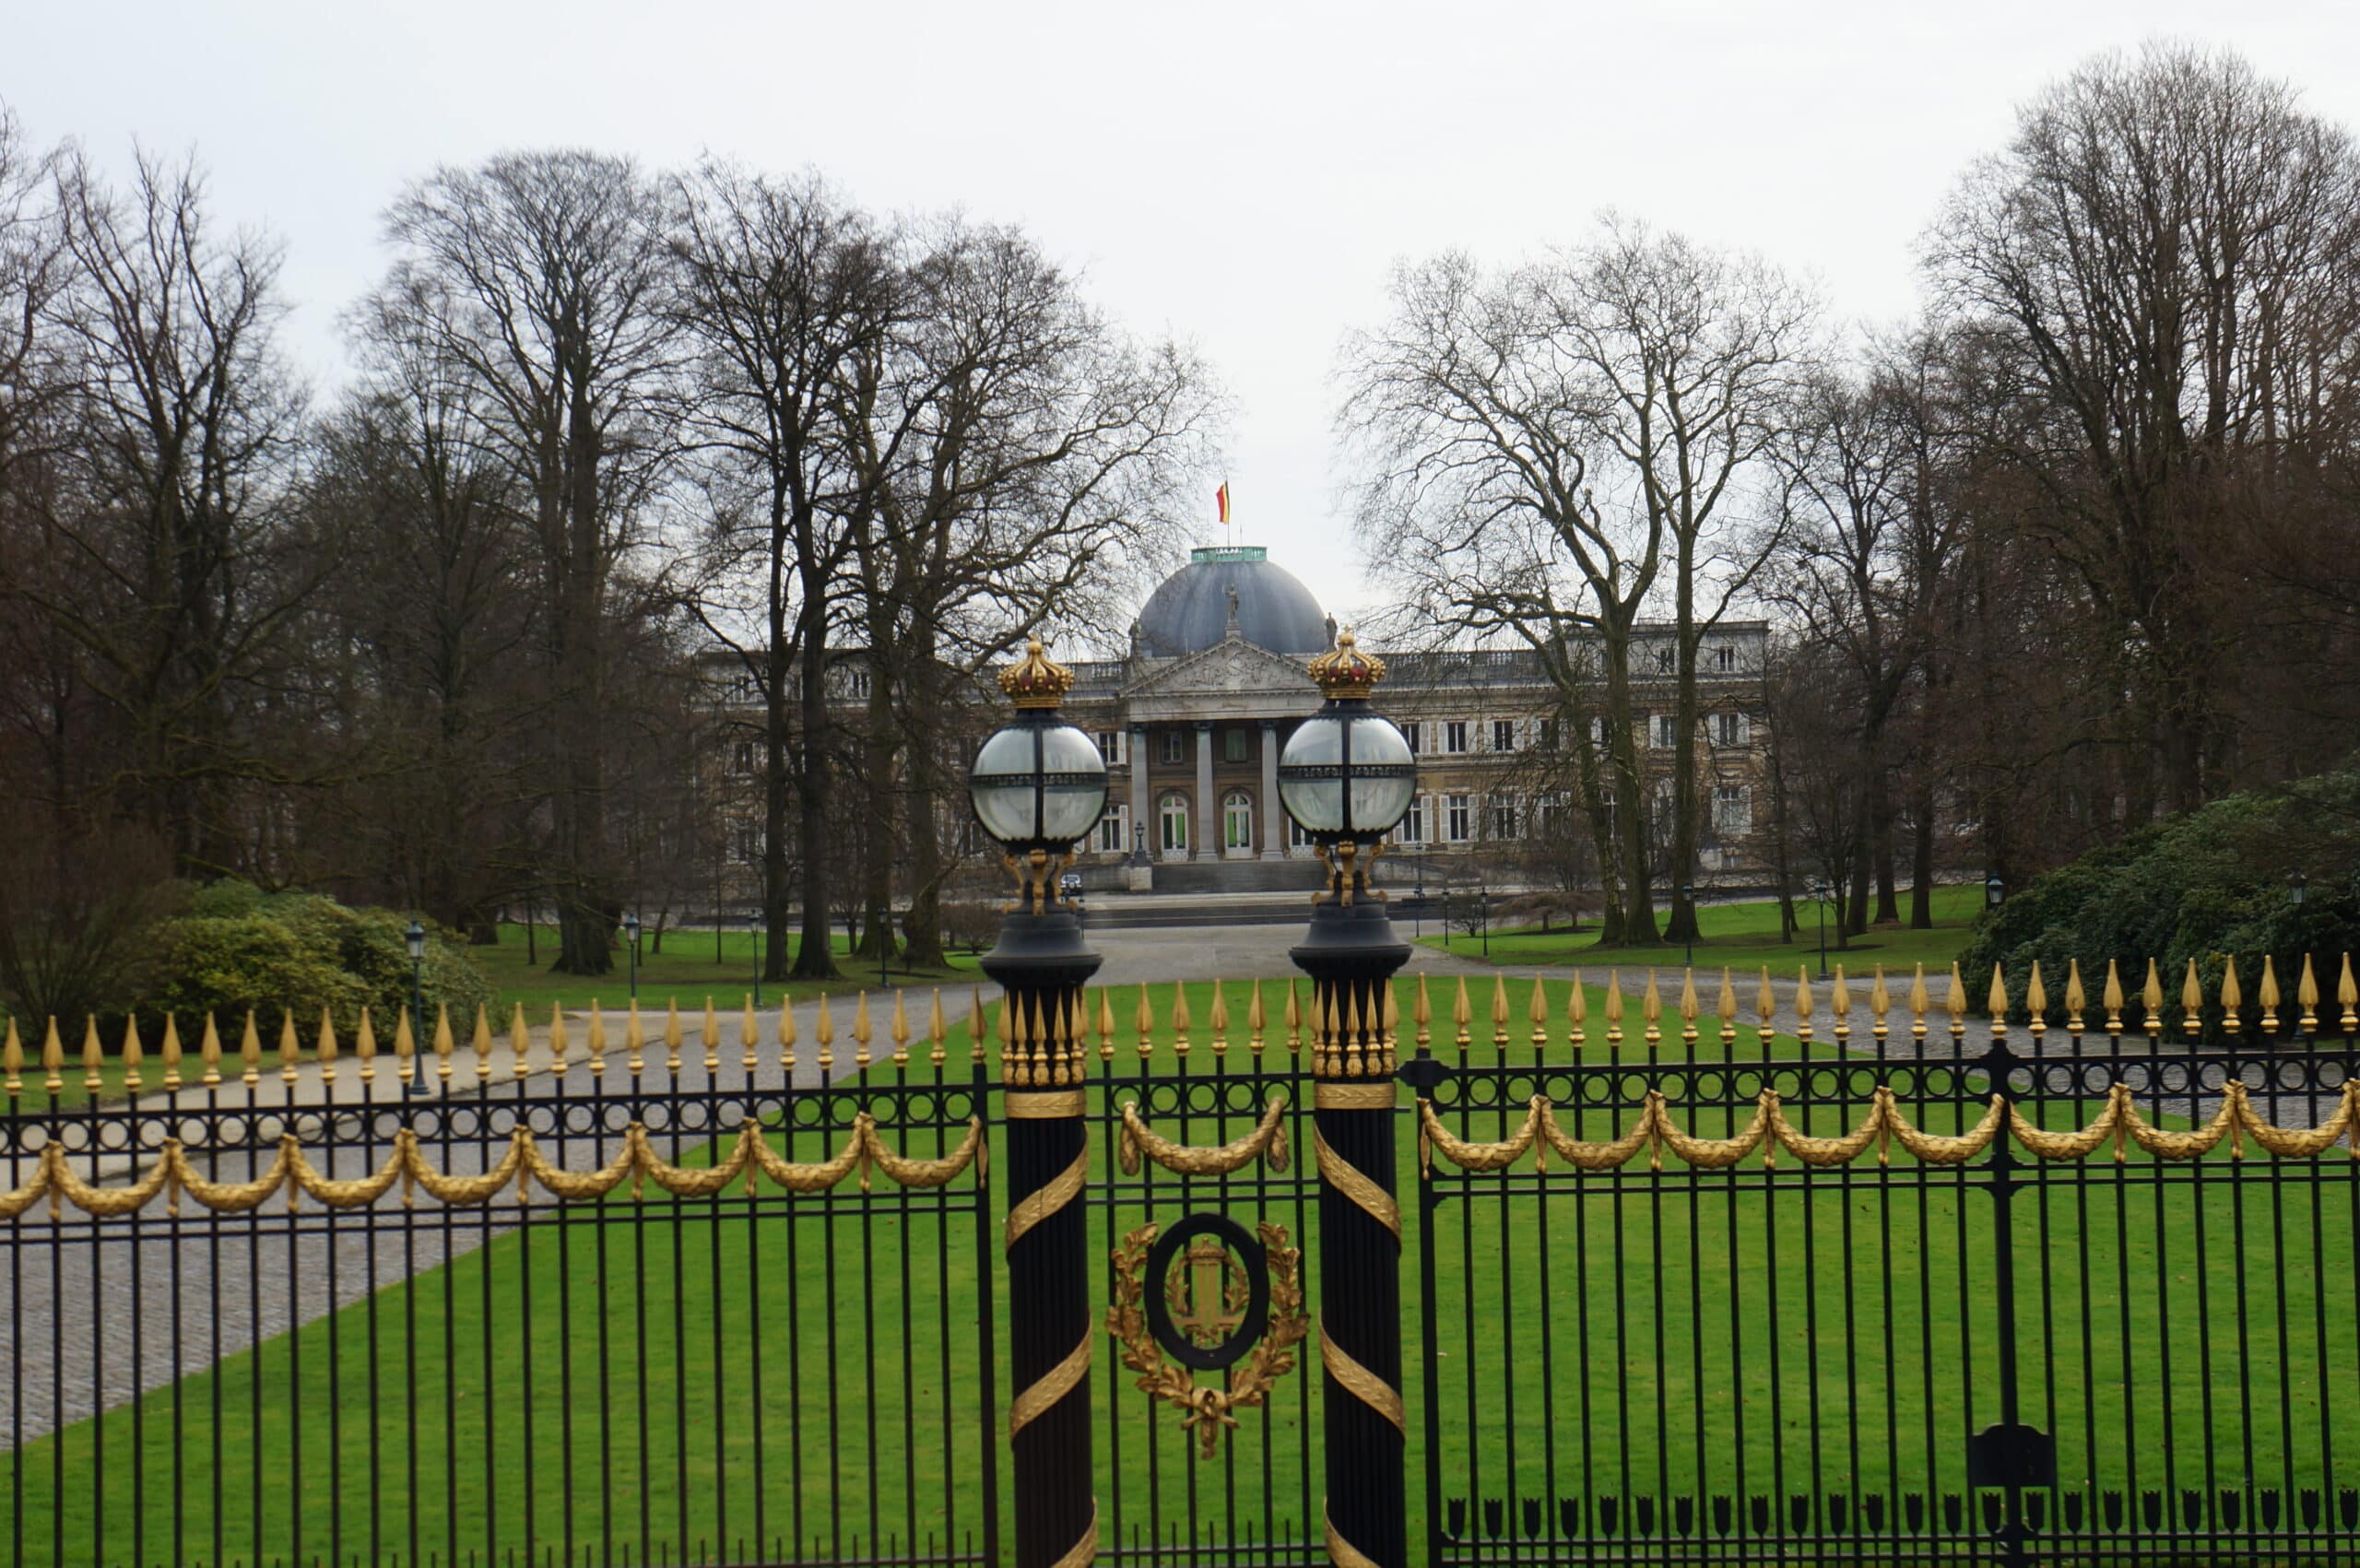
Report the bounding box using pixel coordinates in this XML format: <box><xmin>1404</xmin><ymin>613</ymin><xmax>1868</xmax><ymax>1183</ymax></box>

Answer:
<box><xmin>5</xmin><ymin>976</ymin><xmax>2353</xmax><ymax>1565</ymax></box>
<box><xmin>475</xmin><ymin>921</ymin><xmax>982</xmax><ymax>1016</ymax></box>
<box><xmin>1426</xmin><ymin>883</ymin><xmax>1988</xmax><ymax>977</ymax></box>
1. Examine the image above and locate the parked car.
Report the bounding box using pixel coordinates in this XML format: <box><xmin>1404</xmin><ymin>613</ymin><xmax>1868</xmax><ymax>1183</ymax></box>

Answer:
<box><xmin>1058</xmin><ymin>869</ymin><xmax>1084</xmax><ymax>899</ymax></box>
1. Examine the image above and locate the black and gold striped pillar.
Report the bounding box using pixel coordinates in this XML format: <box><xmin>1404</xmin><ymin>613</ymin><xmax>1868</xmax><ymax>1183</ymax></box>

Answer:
<box><xmin>985</xmin><ymin>913</ymin><xmax>1101</xmax><ymax>1568</ymax></box>
<box><xmin>1292</xmin><ymin>900</ymin><xmax>1411</xmax><ymax>1568</ymax></box>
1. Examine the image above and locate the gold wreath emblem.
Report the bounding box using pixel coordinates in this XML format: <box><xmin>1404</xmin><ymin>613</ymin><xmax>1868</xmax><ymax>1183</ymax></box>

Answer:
<box><xmin>1107</xmin><ymin>1221</ymin><xmax>1309</xmax><ymax>1459</ymax></box>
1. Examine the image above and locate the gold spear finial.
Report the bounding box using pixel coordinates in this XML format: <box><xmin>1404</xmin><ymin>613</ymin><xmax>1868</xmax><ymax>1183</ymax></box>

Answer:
<box><xmin>241</xmin><ymin>1009</ymin><xmax>263</xmax><ymax>1087</ymax></box>
<box><xmin>120</xmin><ymin>1015</ymin><xmax>143</xmax><ymax>1094</ymax></box>
<box><xmin>200</xmin><ymin>1012</ymin><xmax>222</xmax><ymax>1088</ymax></box>
<box><xmin>314</xmin><ymin>1006</ymin><xmax>337</xmax><ymax>1085</ymax></box>
<box><xmin>1097</xmin><ymin>986</ymin><xmax>1116</xmax><ymax>1064</ymax></box>
<box><xmin>44</xmin><ymin>1016</ymin><xmax>65</xmax><ymax>1095</ymax></box>
<box><xmin>2182</xmin><ymin>958</ymin><xmax>2205</xmax><ymax>1039</ymax></box>
<box><xmin>584</xmin><ymin>1003</ymin><xmax>606</xmax><ymax>1079</ymax></box>
<box><xmin>1528</xmin><ymin>976</ymin><xmax>1551</xmax><ymax>1053</ymax></box>
<box><xmin>854</xmin><ymin>991</ymin><xmax>873</xmax><ymax>1069</ymax></box>
<box><xmin>510</xmin><ymin>1003</ymin><xmax>533</xmax><ymax>1081</ymax></box>
<box><xmin>3</xmin><ymin>1016</ymin><xmax>20</xmax><ymax>1100</ymax></box>
<box><xmin>278</xmin><ymin>1011</ymin><xmax>301</xmax><ymax>1086</ymax></box>
<box><xmin>931</xmin><ymin>987</ymin><xmax>950</xmax><ymax>1068</ymax></box>
<box><xmin>970</xmin><ymin>987</ymin><xmax>989</xmax><ymax>1064</ymax></box>
<box><xmin>393</xmin><ymin>1008</ymin><xmax>415</xmax><ymax>1087</ymax></box>
<box><xmin>2103</xmin><ymin>959</ymin><xmax>2124</xmax><ymax>1033</ymax></box>
<box><xmin>160</xmin><ymin>1013</ymin><xmax>183</xmax><ymax>1091</ymax></box>
<box><xmin>355</xmin><ymin>1008</ymin><xmax>376</xmax><ymax>1086</ymax></box>
<box><xmin>1248</xmin><ymin>979</ymin><xmax>1268</xmax><ymax>1057</ymax></box>
<box><xmin>1452</xmin><ymin>975</ymin><xmax>1471</xmax><ymax>1054</ymax></box>
<box><xmin>891</xmin><ymin>990</ymin><xmax>911</xmax><ymax>1067</ymax></box>
<box><xmin>84</xmin><ymin>1015</ymin><xmax>105</xmax><ymax>1094</ymax></box>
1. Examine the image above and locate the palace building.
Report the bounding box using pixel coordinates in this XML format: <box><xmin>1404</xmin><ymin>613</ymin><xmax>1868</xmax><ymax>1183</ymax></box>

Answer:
<box><xmin>708</xmin><ymin>543</ymin><xmax>1773</xmax><ymax>901</ymax></box>
<box><xmin>1044</xmin><ymin>546</ymin><xmax>1771</xmax><ymax>895</ymax></box>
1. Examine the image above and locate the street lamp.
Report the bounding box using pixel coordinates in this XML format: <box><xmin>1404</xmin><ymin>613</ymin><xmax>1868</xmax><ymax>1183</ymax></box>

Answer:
<box><xmin>1986</xmin><ymin>876</ymin><xmax>2006</xmax><ymax>911</ymax></box>
<box><xmin>1681</xmin><ymin>881</ymin><xmax>1696</xmax><ymax>970</ymax></box>
<box><xmin>403</xmin><ymin>921</ymin><xmax>431</xmax><ymax>1097</ymax></box>
<box><xmin>1811</xmin><ymin>879</ymin><xmax>1831</xmax><ymax>980</ymax></box>
<box><xmin>2289</xmin><ymin>870</ymin><xmax>2307</xmax><ymax>908</ymax></box>
<box><xmin>750</xmin><ymin>903</ymin><xmax>762</xmax><ymax>1008</ymax></box>
<box><xmin>969</xmin><ymin>637</ymin><xmax>1111</xmax><ymax>929</ymax></box>
<box><xmin>622</xmin><ymin>910</ymin><xmax>641</xmax><ymax>1002</ymax></box>
<box><xmin>1276</xmin><ymin>630</ymin><xmax>1419</xmax><ymax>914</ymax></box>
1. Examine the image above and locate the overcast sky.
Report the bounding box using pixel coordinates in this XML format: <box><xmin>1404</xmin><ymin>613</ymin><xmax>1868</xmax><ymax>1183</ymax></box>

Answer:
<box><xmin>9</xmin><ymin>1</ymin><xmax>2359</xmax><ymax>623</ymax></box>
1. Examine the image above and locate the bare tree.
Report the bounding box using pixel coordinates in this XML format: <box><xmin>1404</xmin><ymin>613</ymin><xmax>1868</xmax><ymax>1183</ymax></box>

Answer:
<box><xmin>667</xmin><ymin>160</ymin><xmax>893</xmax><ymax>982</ymax></box>
<box><xmin>839</xmin><ymin>216</ymin><xmax>1219</xmax><ymax>965</ymax></box>
<box><xmin>1928</xmin><ymin>42</ymin><xmax>2360</xmax><ymax>817</ymax></box>
<box><xmin>25</xmin><ymin>147</ymin><xmax>313</xmax><ymax>874</ymax></box>
<box><xmin>376</xmin><ymin>151</ymin><xmax>678</xmax><ymax>973</ymax></box>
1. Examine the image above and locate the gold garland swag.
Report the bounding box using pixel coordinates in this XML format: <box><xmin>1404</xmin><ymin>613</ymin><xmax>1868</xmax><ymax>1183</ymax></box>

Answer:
<box><xmin>2</xmin><ymin>1113</ymin><xmax>985</xmax><ymax>1220</ymax></box>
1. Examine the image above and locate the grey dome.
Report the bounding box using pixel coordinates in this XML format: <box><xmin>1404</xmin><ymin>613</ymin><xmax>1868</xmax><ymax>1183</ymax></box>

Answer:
<box><xmin>1134</xmin><ymin>547</ymin><xmax>1330</xmax><ymax>657</ymax></box>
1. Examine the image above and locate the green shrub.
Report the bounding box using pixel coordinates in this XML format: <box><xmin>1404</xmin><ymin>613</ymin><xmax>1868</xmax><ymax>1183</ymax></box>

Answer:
<box><xmin>1955</xmin><ymin>772</ymin><xmax>2360</xmax><ymax>1031</ymax></box>
<box><xmin>143</xmin><ymin>885</ymin><xmax>492</xmax><ymax>1046</ymax></box>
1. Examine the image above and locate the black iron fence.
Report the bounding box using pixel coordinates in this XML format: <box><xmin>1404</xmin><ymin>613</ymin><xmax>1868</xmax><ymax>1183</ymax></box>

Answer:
<box><xmin>3</xmin><ymin>957</ymin><xmax>2357</xmax><ymax>1567</ymax></box>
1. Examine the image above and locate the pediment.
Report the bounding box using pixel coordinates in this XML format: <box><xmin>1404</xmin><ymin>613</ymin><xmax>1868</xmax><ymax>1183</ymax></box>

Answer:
<box><xmin>1124</xmin><ymin>635</ymin><xmax>1316</xmax><ymax>700</ymax></box>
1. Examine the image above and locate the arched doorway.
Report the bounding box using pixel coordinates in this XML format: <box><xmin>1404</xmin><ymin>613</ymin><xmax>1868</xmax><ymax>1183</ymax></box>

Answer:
<box><xmin>1222</xmin><ymin>789</ymin><xmax>1254</xmax><ymax>858</ymax></box>
<box><xmin>1159</xmin><ymin>792</ymin><xmax>1190</xmax><ymax>858</ymax></box>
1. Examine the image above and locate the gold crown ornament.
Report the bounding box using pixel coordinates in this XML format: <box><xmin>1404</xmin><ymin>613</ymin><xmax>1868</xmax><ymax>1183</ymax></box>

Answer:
<box><xmin>1307</xmin><ymin>627</ymin><xmax>1386</xmax><ymax>700</ymax></box>
<box><xmin>998</xmin><ymin>635</ymin><xmax>1075</xmax><ymax>710</ymax></box>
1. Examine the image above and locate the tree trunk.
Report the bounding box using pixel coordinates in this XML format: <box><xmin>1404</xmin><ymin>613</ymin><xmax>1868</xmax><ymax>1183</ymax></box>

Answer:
<box><xmin>1600</xmin><ymin>627</ymin><xmax>1658</xmax><ymax>944</ymax></box>
<box><xmin>1871</xmin><ymin>768</ymin><xmax>1900</xmax><ymax>925</ymax></box>
<box><xmin>1908</xmin><ymin>779</ymin><xmax>1935</xmax><ymax>930</ymax></box>
<box><xmin>786</xmin><ymin>561</ymin><xmax>833</xmax><ymax>982</ymax></box>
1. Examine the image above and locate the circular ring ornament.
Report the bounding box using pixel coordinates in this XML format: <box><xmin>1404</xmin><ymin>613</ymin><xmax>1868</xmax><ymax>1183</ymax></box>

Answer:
<box><xmin>1108</xmin><ymin>1216</ymin><xmax>1309</xmax><ymax>1459</ymax></box>
<box><xmin>1144</xmin><ymin>1212</ymin><xmax>1269</xmax><ymax>1371</ymax></box>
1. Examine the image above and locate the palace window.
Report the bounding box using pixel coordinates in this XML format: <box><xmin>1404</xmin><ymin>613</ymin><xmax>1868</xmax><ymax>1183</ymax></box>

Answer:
<box><xmin>1491</xmin><ymin>799</ymin><xmax>1518</xmax><ymax>841</ymax></box>
<box><xmin>1537</xmin><ymin>792</ymin><xmax>1566</xmax><ymax>833</ymax></box>
<box><xmin>1161</xmin><ymin>731</ymin><xmax>1186</xmax><ymax>766</ymax></box>
<box><xmin>734</xmin><ymin>823</ymin><xmax>764</xmax><ymax>862</ymax></box>
<box><xmin>732</xmin><ymin>741</ymin><xmax>754</xmax><ymax>774</ymax></box>
<box><xmin>1098</xmin><ymin>806</ymin><xmax>1131</xmax><ymax>854</ymax></box>
<box><xmin>1159</xmin><ymin>792</ymin><xmax>1190</xmax><ymax>852</ymax></box>
<box><xmin>1713</xmin><ymin>644</ymin><xmax>1737</xmax><ymax>673</ymax></box>
<box><xmin>1404</xmin><ymin>722</ymin><xmax>1422</xmax><ymax>756</ymax></box>
<box><xmin>1290</xmin><ymin>814</ymin><xmax>1315</xmax><ymax>849</ymax></box>
<box><xmin>1715</xmin><ymin>785</ymin><xmax>1753</xmax><ymax>833</ymax></box>
<box><xmin>1536</xmin><ymin>718</ymin><xmax>1560</xmax><ymax>752</ymax></box>
<box><xmin>1653</xmin><ymin>644</ymin><xmax>1676</xmax><ymax>674</ymax></box>
<box><xmin>1445</xmin><ymin>721</ymin><xmax>1469</xmax><ymax>754</ymax></box>
<box><xmin>1651</xmin><ymin>713</ymin><xmax>1679</xmax><ymax>749</ymax></box>
<box><xmin>1400</xmin><ymin>796</ymin><xmax>1426</xmax><ymax>843</ymax></box>
<box><xmin>1097</xmin><ymin>731</ymin><xmax>1127</xmax><ymax>766</ymax></box>
<box><xmin>1224</xmin><ymin>728</ymin><xmax>1248</xmax><ymax>763</ymax></box>
<box><xmin>1492</xmin><ymin>719</ymin><xmax>1516</xmax><ymax>753</ymax></box>
<box><xmin>1713</xmin><ymin>712</ymin><xmax>1751</xmax><ymax>747</ymax></box>
<box><xmin>1446</xmin><ymin>794</ymin><xmax>1471</xmax><ymax>843</ymax></box>
<box><xmin>1223</xmin><ymin>789</ymin><xmax>1254</xmax><ymax>849</ymax></box>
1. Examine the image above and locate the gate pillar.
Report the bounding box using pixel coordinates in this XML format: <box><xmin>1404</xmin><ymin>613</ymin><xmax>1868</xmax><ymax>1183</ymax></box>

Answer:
<box><xmin>985</xmin><ymin>911</ymin><xmax>1102</xmax><ymax>1568</ymax></box>
<box><xmin>1292</xmin><ymin>897</ymin><xmax>1411</xmax><ymax>1568</ymax></box>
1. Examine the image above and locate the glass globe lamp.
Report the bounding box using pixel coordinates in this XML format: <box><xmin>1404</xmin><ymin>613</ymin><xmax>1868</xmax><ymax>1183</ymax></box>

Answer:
<box><xmin>1277</xmin><ymin>627</ymin><xmax>1417</xmax><ymax>902</ymax></box>
<box><xmin>967</xmin><ymin>635</ymin><xmax>1107</xmax><ymax>913</ymax></box>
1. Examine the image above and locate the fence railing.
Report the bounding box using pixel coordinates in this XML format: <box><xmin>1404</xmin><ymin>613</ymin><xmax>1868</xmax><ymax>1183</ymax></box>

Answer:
<box><xmin>3</xmin><ymin>955</ymin><xmax>2357</xmax><ymax>1567</ymax></box>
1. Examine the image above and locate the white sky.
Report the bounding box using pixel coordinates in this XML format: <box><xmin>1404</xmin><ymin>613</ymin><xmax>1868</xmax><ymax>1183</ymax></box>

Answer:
<box><xmin>9</xmin><ymin>0</ymin><xmax>2359</xmax><ymax>626</ymax></box>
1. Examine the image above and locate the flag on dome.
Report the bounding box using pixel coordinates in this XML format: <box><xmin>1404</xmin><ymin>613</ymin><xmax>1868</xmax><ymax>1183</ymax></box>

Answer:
<box><xmin>1216</xmin><ymin>480</ymin><xmax>1230</xmax><ymax>525</ymax></box>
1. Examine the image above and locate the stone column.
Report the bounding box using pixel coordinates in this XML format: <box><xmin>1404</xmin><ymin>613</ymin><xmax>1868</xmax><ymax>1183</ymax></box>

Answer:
<box><xmin>1260</xmin><ymin>720</ymin><xmax>1285</xmax><ymax>859</ymax></box>
<box><xmin>1194</xmin><ymin>722</ymin><xmax>1216</xmax><ymax>862</ymax></box>
<box><xmin>1127</xmin><ymin>724</ymin><xmax>1150</xmax><ymax>861</ymax></box>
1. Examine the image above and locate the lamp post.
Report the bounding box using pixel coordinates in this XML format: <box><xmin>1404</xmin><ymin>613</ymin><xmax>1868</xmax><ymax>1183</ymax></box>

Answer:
<box><xmin>1986</xmin><ymin>876</ymin><xmax>2006</xmax><ymax>912</ymax></box>
<box><xmin>1278</xmin><ymin>627</ymin><xmax>1419</xmax><ymax>1568</ymax></box>
<box><xmin>404</xmin><ymin>920</ymin><xmax>431</xmax><ymax>1097</ymax></box>
<box><xmin>1681</xmin><ymin>881</ymin><xmax>1696</xmax><ymax>970</ymax></box>
<box><xmin>969</xmin><ymin>635</ymin><xmax>1107</xmax><ymax>1568</ymax></box>
<box><xmin>1812</xmin><ymin>879</ymin><xmax>1831</xmax><ymax>980</ymax></box>
<box><xmin>622</xmin><ymin>911</ymin><xmax>641</xmax><ymax>1003</ymax></box>
<box><xmin>750</xmin><ymin>903</ymin><xmax>762</xmax><ymax>1008</ymax></box>
<box><xmin>2289</xmin><ymin>870</ymin><xmax>2307</xmax><ymax>909</ymax></box>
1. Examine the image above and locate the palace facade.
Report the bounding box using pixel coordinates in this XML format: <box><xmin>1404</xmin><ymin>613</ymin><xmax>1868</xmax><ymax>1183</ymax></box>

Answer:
<box><xmin>708</xmin><ymin>544</ymin><xmax>1773</xmax><ymax>900</ymax></box>
<box><xmin>1035</xmin><ymin>546</ymin><xmax>1770</xmax><ymax>893</ymax></box>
